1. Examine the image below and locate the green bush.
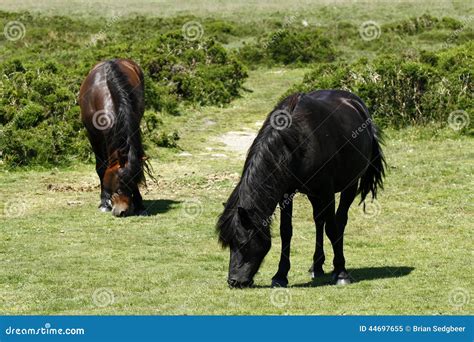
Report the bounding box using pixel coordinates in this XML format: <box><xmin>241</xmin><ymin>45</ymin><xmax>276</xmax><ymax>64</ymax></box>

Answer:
<box><xmin>0</xmin><ymin>59</ymin><xmax>90</xmax><ymax>166</ymax></box>
<box><xmin>267</xmin><ymin>29</ymin><xmax>336</xmax><ymax>64</ymax></box>
<box><xmin>383</xmin><ymin>14</ymin><xmax>463</xmax><ymax>35</ymax></box>
<box><xmin>0</xmin><ymin>12</ymin><xmax>248</xmax><ymax>167</ymax></box>
<box><xmin>150</xmin><ymin>131</ymin><xmax>180</xmax><ymax>148</ymax></box>
<box><xmin>286</xmin><ymin>42</ymin><xmax>473</xmax><ymax>129</ymax></box>
<box><xmin>238</xmin><ymin>28</ymin><xmax>336</xmax><ymax>66</ymax></box>
<box><xmin>141</xmin><ymin>33</ymin><xmax>247</xmax><ymax>107</ymax></box>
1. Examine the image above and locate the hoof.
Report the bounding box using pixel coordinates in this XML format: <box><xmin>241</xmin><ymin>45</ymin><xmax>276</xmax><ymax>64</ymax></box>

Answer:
<box><xmin>271</xmin><ymin>278</ymin><xmax>288</xmax><ymax>288</ymax></box>
<box><xmin>311</xmin><ymin>269</ymin><xmax>325</xmax><ymax>279</ymax></box>
<box><xmin>335</xmin><ymin>277</ymin><xmax>351</xmax><ymax>285</ymax></box>
<box><xmin>309</xmin><ymin>264</ymin><xmax>324</xmax><ymax>279</ymax></box>
<box><xmin>99</xmin><ymin>205</ymin><xmax>111</xmax><ymax>213</ymax></box>
<box><xmin>332</xmin><ymin>270</ymin><xmax>351</xmax><ymax>285</ymax></box>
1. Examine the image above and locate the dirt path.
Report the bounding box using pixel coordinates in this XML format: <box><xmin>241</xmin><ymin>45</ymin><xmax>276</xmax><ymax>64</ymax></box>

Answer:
<box><xmin>217</xmin><ymin>130</ymin><xmax>257</xmax><ymax>154</ymax></box>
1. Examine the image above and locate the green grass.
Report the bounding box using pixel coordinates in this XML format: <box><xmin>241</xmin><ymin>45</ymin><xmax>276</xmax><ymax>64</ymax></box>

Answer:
<box><xmin>1</xmin><ymin>67</ymin><xmax>472</xmax><ymax>315</ymax></box>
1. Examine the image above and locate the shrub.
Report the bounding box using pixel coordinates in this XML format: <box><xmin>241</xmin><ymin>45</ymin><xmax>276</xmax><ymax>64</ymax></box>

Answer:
<box><xmin>383</xmin><ymin>14</ymin><xmax>463</xmax><ymax>35</ymax></box>
<box><xmin>141</xmin><ymin>33</ymin><xmax>247</xmax><ymax>107</ymax></box>
<box><xmin>150</xmin><ymin>131</ymin><xmax>180</xmax><ymax>148</ymax></box>
<box><xmin>238</xmin><ymin>28</ymin><xmax>336</xmax><ymax>66</ymax></box>
<box><xmin>266</xmin><ymin>29</ymin><xmax>336</xmax><ymax>64</ymax></box>
<box><xmin>286</xmin><ymin>42</ymin><xmax>472</xmax><ymax>129</ymax></box>
<box><xmin>0</xmin><ymin>12</ymin><xmax>248</xmax><ymax>167</ymax></box>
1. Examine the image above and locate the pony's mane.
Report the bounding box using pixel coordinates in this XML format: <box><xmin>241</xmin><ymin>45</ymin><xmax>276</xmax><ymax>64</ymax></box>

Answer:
<box><xmin>216</xmin><ymin>93</ymin><xmax>304</xmax><ymax>247</ymax></box>
<box><xmin>105</xmin><ymin>60</ymin><xmax>146</xmax><ymax>186</ymax></box>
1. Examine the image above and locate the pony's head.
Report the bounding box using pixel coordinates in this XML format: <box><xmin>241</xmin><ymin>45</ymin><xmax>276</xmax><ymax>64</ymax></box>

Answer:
<box><xmin>217</xmin><ymin>199</ymin><xmax>271</xmax><ymax>288</ymax></box>
<box><xmin>103</xmin><ymin>161</ymin><xmax>134</xmax><ymax>217</ymax></box>
<box><xmin>216</xmin><ymin>95</ymin><xmax>302</xmax><ymax>287</ymax></box>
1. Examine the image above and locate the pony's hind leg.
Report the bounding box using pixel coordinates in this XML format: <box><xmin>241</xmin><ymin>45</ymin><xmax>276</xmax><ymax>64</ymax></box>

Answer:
<box><xmin>271</xmin><ymin>199</ymin><xmax>293</xmax><ymax>287</ymax></box>
<box><xmin>326</xmin><ymin>183</ymin><xmax>358</xmax><ymax>285</ymax></box>
<box><xmin>308</xmin><ymin>195</ymin><xmax>327</xmax><ymax>278</ymax></box>
<box><xmin>336</xmin><ymin>182</ymin><xmax>358</xmax><ymax>235</ymax></box>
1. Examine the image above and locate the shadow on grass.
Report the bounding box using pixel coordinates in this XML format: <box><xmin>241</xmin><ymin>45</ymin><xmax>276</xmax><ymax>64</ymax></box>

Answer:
<box><xmin>290</xmin><ymin>266</ymin><xmax>414</xmax><ymax>288</ymax></box>
<box><xmin>143</xmin><ymin>199</ymin><xmax>181</xmax><ymax>216</ymax></box>
<box><xmin>253</xmin><ymin>266</ymin><xmax>414</xmax><ymax>289</ymax></box>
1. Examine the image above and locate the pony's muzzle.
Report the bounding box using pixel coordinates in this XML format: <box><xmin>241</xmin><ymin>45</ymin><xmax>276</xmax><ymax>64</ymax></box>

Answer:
<box><xmin>111</xmin><ymin>195</ymin><xmax>134</xmax><ymax>217</ymax></box>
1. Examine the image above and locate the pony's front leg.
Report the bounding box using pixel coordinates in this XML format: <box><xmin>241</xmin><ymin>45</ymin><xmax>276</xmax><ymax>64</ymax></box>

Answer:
<box><xmin>132</xmin><ymin>184</ymin><xmax>147</xmax><ymax>216</ymax></box>
<box><xmin>86</xmin><ymin>131</ymin><xmax>110</xmax><ymax>212</ymax></box>
<box><xmin>96</xmin><ymin>157</ymin><xmax>111</xmax><ymax>212</ymax></box>
<box><xmin>271</xmin><ymin>199</ymin><xmax>293</xmax><ymax>288</ymax></box>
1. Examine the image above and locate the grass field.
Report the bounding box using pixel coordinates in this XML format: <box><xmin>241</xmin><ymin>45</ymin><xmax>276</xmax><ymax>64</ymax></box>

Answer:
<box><xmin>1</xmin><ymin>0</ymin><xmax>473</xmax><ymax>316</ymax></box>
<box><xmin>1</xmin><ymin>65</ymin><xmax>472</xmax><ymax>315</ymax></box>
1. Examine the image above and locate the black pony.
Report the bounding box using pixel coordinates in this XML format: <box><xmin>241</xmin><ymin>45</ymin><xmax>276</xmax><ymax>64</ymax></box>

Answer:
<box><xmin>217</xmin><ymin>90</ymin><xmax>385</xmax><ymax>288</ymax></box>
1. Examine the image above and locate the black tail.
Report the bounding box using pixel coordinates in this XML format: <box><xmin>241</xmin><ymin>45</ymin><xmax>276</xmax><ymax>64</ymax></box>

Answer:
<box><xmin>105</xmin><ymin>60</ymin><xmax>145</xmax><ymax>184</ymax></box>
<box><xmin>358</xmin><ymin>125</ymin><xmax>386</xmax><ymax>203</ymax></box>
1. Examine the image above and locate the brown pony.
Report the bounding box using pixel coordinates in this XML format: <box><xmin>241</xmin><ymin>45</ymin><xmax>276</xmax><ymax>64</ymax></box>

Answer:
<box><xmin>79</xmin><ymin>58</ymin><xmax>148</xmax><ymax>217</ymax></box>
